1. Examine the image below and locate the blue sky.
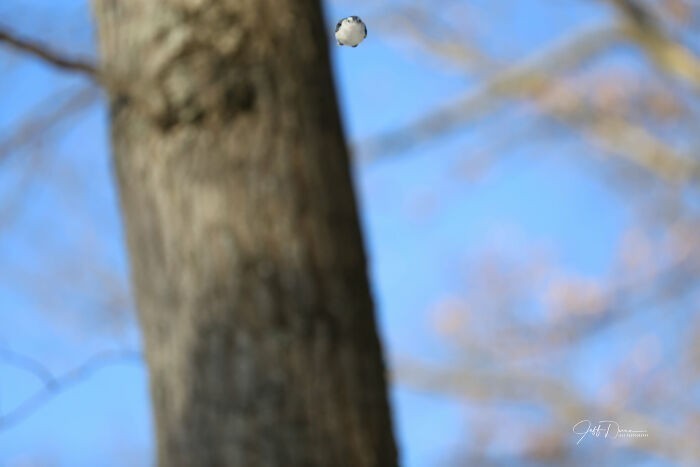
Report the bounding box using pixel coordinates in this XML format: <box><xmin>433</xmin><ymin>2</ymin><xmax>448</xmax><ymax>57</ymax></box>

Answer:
<box><xmin>0</xmin><ymin>1</ymin><xmax>667</xmax><ymax>465</ymax></box>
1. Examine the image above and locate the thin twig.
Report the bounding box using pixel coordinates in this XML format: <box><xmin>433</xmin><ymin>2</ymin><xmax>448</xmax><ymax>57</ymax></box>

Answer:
<box><xmin>0</xmin><ymin>348</ymin><xmax>56</xmax><ymax>387</ymax></box>
<box><xmin>0</xmin><ymin>86</ymin><xmax>100</xmax><ymax>164</ymax></box>
<box><xmin>0</xmin><ymin>348</ymin><xmax>142</xmax><ymax>430</ymax></box>
<box><xmin>0</xmin><ymin>27</ymin><xmax>97</xmax><ymax>79</ymax></box>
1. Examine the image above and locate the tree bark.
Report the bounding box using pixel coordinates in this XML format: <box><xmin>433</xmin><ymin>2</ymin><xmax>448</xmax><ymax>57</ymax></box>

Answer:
<box><xmin>92</xmin><ymin>1</ymin><xmax>397</xmax><ymax>465</ymax></box>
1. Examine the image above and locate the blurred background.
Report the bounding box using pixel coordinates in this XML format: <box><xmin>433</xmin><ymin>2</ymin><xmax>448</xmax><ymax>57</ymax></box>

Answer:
<box><xmin>1</xmin><ymin>0</ymin><xmax>699</xmax><ymax>465</ymax></box>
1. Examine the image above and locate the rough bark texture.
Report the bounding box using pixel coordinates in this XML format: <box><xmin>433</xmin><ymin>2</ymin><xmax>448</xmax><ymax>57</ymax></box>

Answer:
<box><xmin>92</xmin><ymin>1</ymin><xmax>397</xmax><ymax>465</ymax></box>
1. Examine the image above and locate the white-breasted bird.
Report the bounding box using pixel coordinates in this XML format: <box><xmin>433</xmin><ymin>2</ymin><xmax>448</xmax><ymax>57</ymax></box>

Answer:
<box><xmin>335</xmin><ymin>16</ymin><xmax>367</xmax><ymax>47</ymax></box>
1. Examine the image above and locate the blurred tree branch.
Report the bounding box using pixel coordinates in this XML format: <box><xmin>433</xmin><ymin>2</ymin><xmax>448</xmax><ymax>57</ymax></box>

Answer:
<box><xmin>394</xmin><ymin>358</ymin><xmax>700</xmax><ymax>462</ymax></box>
<box><xmin>0</xmin><ymin>87</ymin><xmax>99</xmax><ymax>164</ymax></box>
<box><xmin>537</xmin><ymin>82</ymin><xmax>700</xmax><ymax>182</ymax></box>
<box><xmin>381</xmin><ymin>5</ymin><xmax>495</xmax><ymax>75</ymax></box>
<box><xmin>364</xmin><ymin>4</ymin><xmax>700</xmax><ymax>186</ymax></box>
<box><xmin>360</xmin><ymin>23</ymin><xmax>621</xmax><ymax>160</ymax></box>
<box><xmin>0</xmin><ymin>348</ymin><xmax>142</xmax><ymax>430</ymax></box>
<box><xmin>0</xmin><ymin>27</ymin><xmax>97</xmax><ymax>78</ymax></box>
<box><xmin>609</xmin><ymin>0</ymin><xmax>700</xmax><ymax>90</ymax></box>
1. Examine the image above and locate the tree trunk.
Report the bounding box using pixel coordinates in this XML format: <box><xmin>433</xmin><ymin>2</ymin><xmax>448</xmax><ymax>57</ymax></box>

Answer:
<box><xmin>92</xmin><ymin>1</ymin><xmax>397</xmax><ymax>465</ymax></box>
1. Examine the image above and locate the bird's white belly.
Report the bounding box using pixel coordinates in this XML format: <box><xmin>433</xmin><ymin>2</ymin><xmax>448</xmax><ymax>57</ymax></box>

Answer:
<box><xmin>336</xmin><ymin>24</ymin><xmax>365</xmax><ymax>46</ymax></box>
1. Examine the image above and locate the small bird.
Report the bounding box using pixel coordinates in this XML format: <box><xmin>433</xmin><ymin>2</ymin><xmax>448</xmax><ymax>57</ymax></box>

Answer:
<box><xmin>335</xmin><ymin>16</ymin><xmax>367</xmax><ymax>47</ymax></box>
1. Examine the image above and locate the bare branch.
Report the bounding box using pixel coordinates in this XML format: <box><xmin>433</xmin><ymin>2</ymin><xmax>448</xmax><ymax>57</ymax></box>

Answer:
<box><xmin>379</xmin><ymin>5</ymin><xmax>496</xmax><ymax>75</ymax></box>
<box><xmin>0</xmin><ymin>27</ymin><xmax>97</xmax><ymax>78</ymax></box>
<box><xmin>574</xmin><ymin>114</ymin><xmax>700</xmax><ymax>182</ymax></box>
<box><xmin>0</xmin><ymin>86</ymin><xmax>100</xmax><ymax>164</ymax></box>
<box><xmin>393</xmin><ymin>358</ymin><xmax>699</xmax><ymax>462</ymax></box>
<box><xmin>0</xmin><ymin>348</ymin><xmax>142</xmax><ymax>430</ymax></box>
<box><xmin>359</xmin><ymin>23</ymin><xmax>620</xmax><ymax>161</ymax></box>
<box><xmin>538</xmin><ymin>86</ymin><xmax>700</xmax><ymax>182</ymax></box>
<box><xmin>609</xmin><ymin>0</ymin><xmax>700</xmax><ymax>90</ymax></box>
<box><xmin>0</xmin><ymin>348</ymin><xmax>56</xmax><ymax>387</ymax></box>
<box><xmin>361</xmin><ymin>13</ymin><xmax>697</xmax><ymax>183</ymax></box>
